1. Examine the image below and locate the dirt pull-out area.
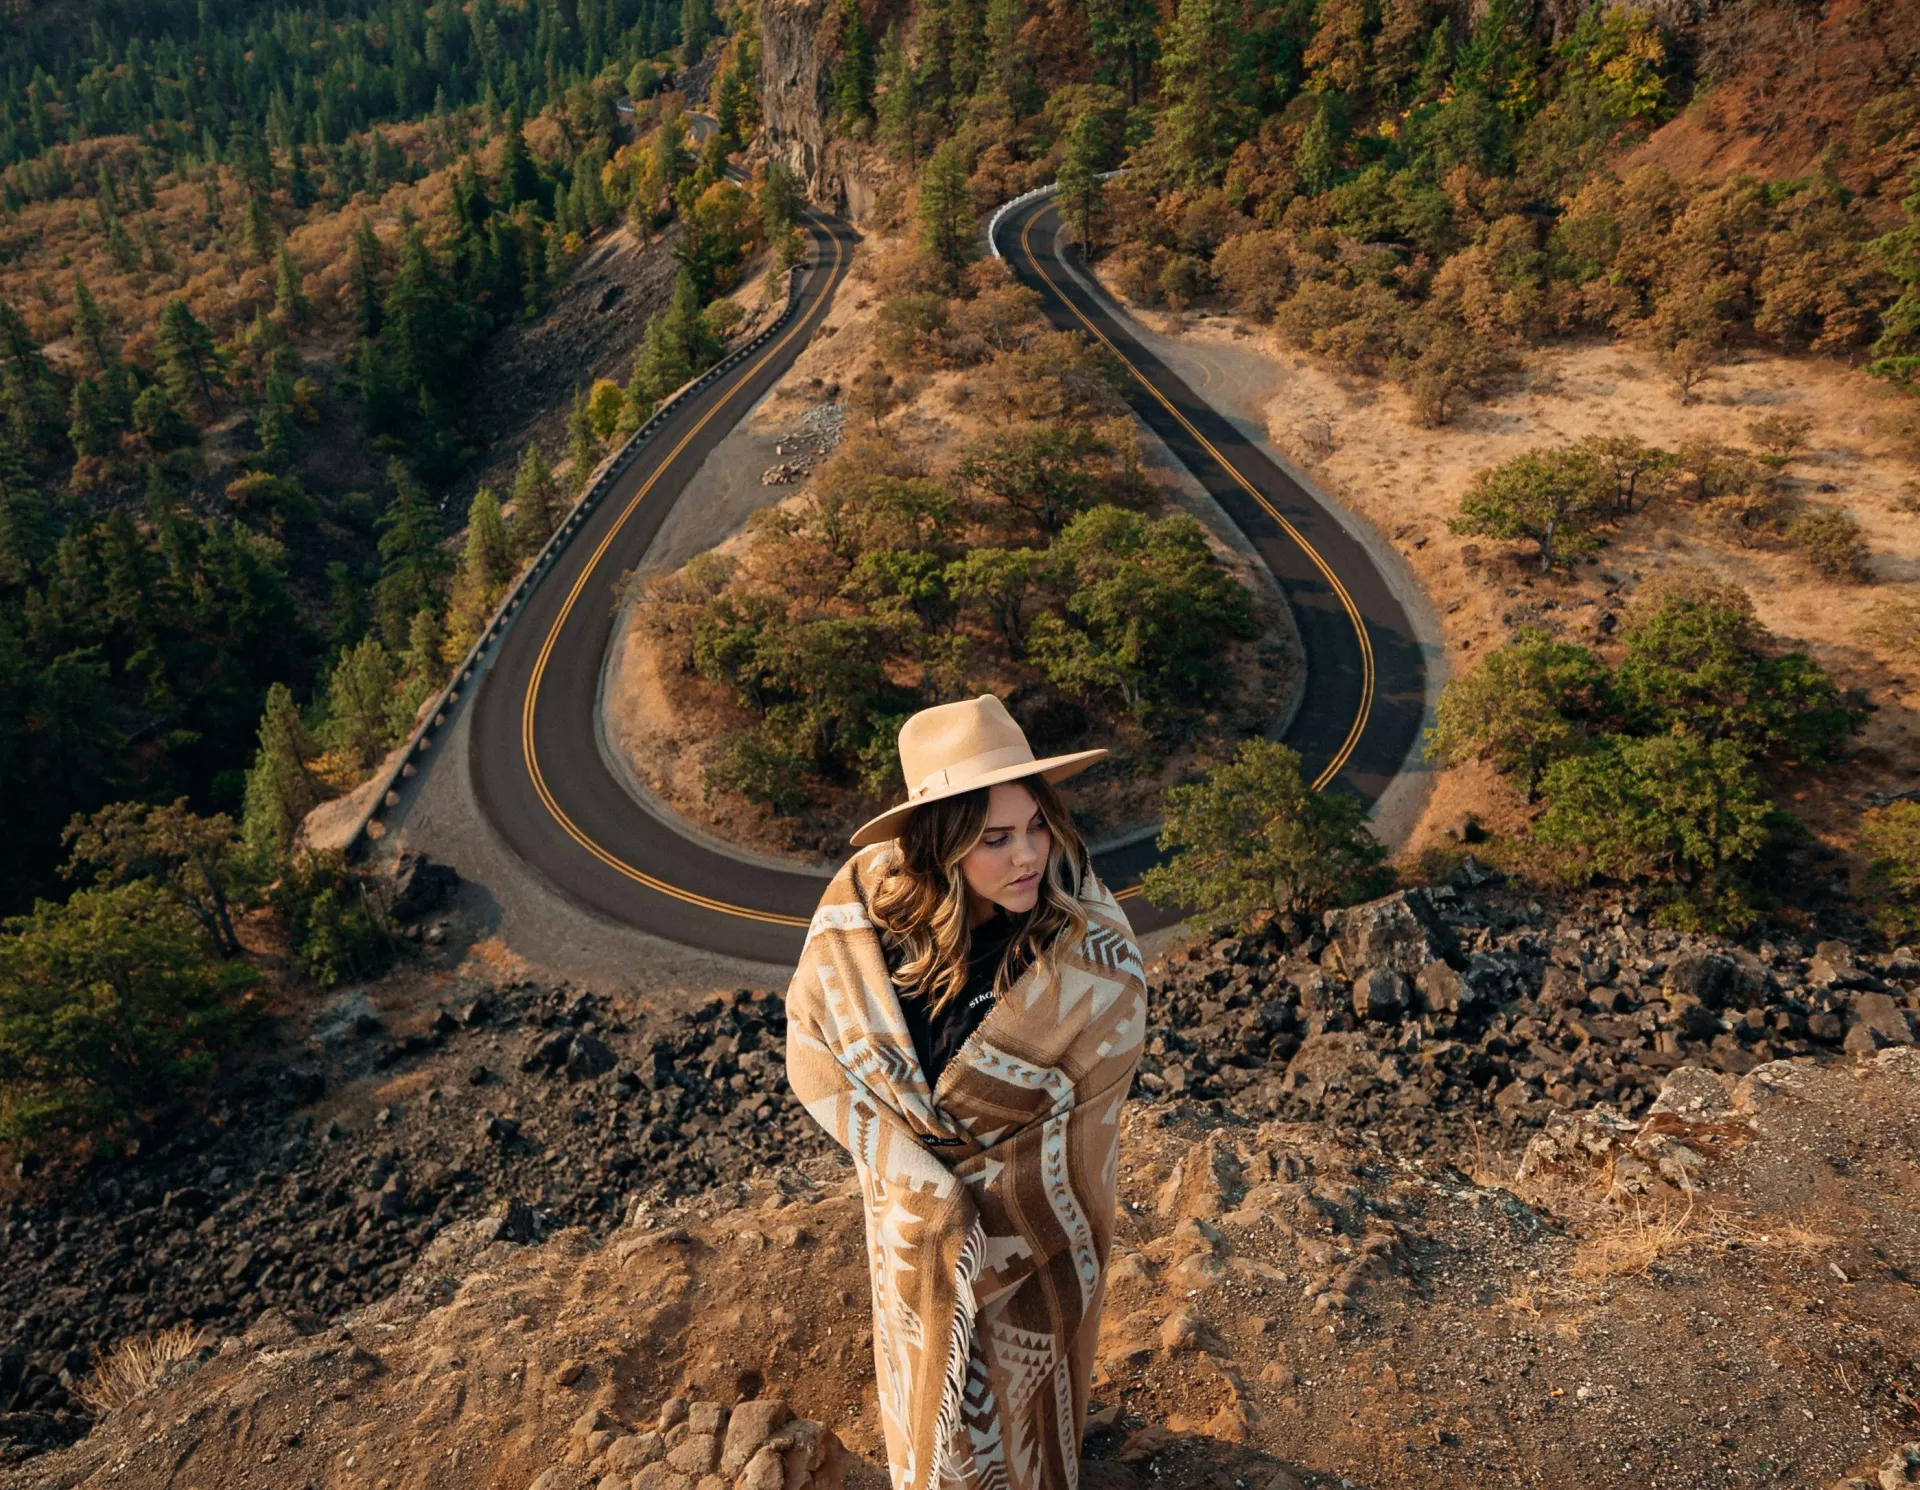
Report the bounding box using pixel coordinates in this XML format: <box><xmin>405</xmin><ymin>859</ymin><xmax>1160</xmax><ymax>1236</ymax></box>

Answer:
<box><xmin>11</xmin><ymin>1048</ymin><xmax>1916</xmax><ymax>1490</ymax></box>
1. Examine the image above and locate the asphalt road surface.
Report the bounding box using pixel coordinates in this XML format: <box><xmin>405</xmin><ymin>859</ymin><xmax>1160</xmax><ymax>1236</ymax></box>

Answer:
<box><xmin>457</xmin><ymin>199</ymin><xmax>1427</xmax><ymax>965</ymax></box>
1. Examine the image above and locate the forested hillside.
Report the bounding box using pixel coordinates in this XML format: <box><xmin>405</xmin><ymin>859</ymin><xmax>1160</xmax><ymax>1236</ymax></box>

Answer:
<box><xmin>0</xmin><ymin>0</ymin><xmax>784</xmax><ymax>925</ymax></box>
<box><xmin>793</xmin><ymin>0</ymin><xmax>1917</xmax><ymax>416</ymax></box>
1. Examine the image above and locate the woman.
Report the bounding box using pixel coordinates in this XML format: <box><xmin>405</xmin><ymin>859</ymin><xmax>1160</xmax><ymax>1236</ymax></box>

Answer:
<box><xmin>786</xmin><ymin>694</ymin><xmax>1147</xmax><ymax>1490</ymax></box>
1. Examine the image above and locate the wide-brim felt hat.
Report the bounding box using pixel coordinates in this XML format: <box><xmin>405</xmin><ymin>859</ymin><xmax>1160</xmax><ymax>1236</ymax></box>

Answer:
<box><xmin>848</xmin><ymin>693</ymin><xmax>1106</xmax><ymax>847</ymax></box>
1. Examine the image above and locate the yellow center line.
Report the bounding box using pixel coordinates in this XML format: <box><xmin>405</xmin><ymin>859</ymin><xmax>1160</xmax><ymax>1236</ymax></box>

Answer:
<box><xmin>1017</xmin><ymin>208</ymin><xmax>1376</xmax><ymax>791</ymax></box>
<box><xmin>518</xmin><ymin>216</ymin><xmax>848</xmax><ymax>928</ymax></box>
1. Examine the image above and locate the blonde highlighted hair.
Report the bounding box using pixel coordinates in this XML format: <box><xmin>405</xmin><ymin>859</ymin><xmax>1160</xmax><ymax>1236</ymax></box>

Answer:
<box><xmin>869</xmin><ymin>774</ymin><xmax>1090</xmax><ymax>1016</ymax></box>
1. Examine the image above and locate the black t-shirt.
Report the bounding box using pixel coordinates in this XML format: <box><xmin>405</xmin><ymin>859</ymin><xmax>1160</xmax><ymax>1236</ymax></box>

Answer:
<box><xmin>886</xmin><ymin>910</ymin><xmax>1034</xmax><ymax>1088</ymax></box>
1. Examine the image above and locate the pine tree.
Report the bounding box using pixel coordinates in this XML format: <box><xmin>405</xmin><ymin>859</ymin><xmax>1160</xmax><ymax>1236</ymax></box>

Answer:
<box><xmin>383</xmin><ymin>226</ymin><xmax>463</xmax><ymax>406</ymax></box>
<box><xmin>1085</xmin><ymin>0</ymin><xmax>1157</xmax><ymax>103</ymax></box>
<box><xmin>374</xmin><ymin>457</ymin><xmax>449</xmax><ymax>647</ymax></box>
<box><xmin>1156</xmin><ymin>0</ymin><xmax>1256</xmax><ymax>186</ymax></box>
<box><xmin>323</xmin><ymin>634</ymin><xmax>401</xmax><ymax>771</ymax></box>
<box><xmin>404</xmin><ymin>604</ymin><xmax>445</xmax><ymax>677</ymax></box>
<box><xmin>443</xmin><ymin>485</ymin><xmax>514</xmax><ymax>661</ymax></box>
<box><xmin>566</xmin><ymin>384</ymin><xmax>599</xmax><ymax>493</ymax></box>
<box><xmin>0</xmin><ymin>296</ymin><xmax>63</xmax><ymax>447</ymax></box>
<box><xmin>68</xmin><ymin>375</ymin><xmax>116</xmax><ymax>458</ymax></box>
<box><xmin>273</xmin><ymin>245</ymin><xmax>311</xmax><ymax>327</ymax></box>
<box><xmin>464</xmin><ymin>485</ymin><xmax>514</xmax><ymax>593</ymax></box>
<box><xmin>352</xmin><ymin>218</ymin><xmax>384</xmax><ymax>338</ymax></box>
<box><xmin>1294</xmin><ymin>103</ymin><xmax>1337</xmax><ymax>195</ymax></box>
<box><xmin>287</xmin><ymin>143</ymin><xmax>315</xmax><ymax>207</ymax></box>
<box><xmin>242</xmin><ymin>191</ymin><xmax>277</xmax><ymax>262</ymax></box>
<box><xmin>509</xmin><ymin>441</ymin><xmax>561</xmax><ymax>556</ymax></box>
<box><xmin>982</xmin><ymin>0</ymin><xmax>1028</xmax><ymax>109</ymax></box>
<box><xmin>835</xmin><ymin>0</ymin><xmax>875</xmax><ymax>127</ymax></box>
<box><xmin>500</xmin><ymin>102</ymin><xmax>539</xmax><ymax>209</ymax></box>
<box><xmin>71</xmin><ymin>278</ymin><xmax>116</xmax><ymax>373</ymax></box>
<box><xmin>156</xmin><ymin>297</ymin><xmax>228</xmax><ymax>412</ymax></box>
<box><xmin>680</xmin><ymin>0</ymin><xmax>714</xmax><ymax>66</ymax></box>
<box><xmin>0</xmin><ymin>432</ymin><xmax>52</xmax><ymax>587</ymax></box>
<box><xmin>875</xmin><ymin>24</ymin><xmax>925</xmax><ymax>167</ymax></box>
<box><xmin>1059</xmin><ymin>113</ymin><xmax>1110</xmax><ymax>253</ymax></box>
<box><xmin>241</xmin><ymin>681</ymin><xmax>322</xmax><ymax>865</ymax></box>
<box><xmin>917</xmin><ymin>140</ymin><xmax>975</xmax><ymax>285</ymax></box>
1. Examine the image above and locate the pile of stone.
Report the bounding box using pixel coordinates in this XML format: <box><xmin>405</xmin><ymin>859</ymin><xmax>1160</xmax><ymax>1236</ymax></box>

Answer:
<box><xmin>760</xmin><ymin>401</ymin><xmax>848</xmax><ymax>485</ymax></box>
<box><xmin>1134</xmin><ymin>865</ymin><xmax>1916</xmax><ymax>1154</ymax></box>
<box><xmin>0</xmin><ymin>982</ymin><xmax>838</xmax><ymax>1462</ymax></box>
<box><xmin>538</xmin><ymin>1395</ymin><xmax>846</xmax><ymax>1490</ymax></box>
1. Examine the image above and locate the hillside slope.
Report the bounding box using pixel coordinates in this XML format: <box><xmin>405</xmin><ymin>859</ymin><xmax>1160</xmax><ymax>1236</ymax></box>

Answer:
<box><xmin>5</xmin><ymin>1047</ymin><xmax>1916</xmax><ymax>1490</ymax></box>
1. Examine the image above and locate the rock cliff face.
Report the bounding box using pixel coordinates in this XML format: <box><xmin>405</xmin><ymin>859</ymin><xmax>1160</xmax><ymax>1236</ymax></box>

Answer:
<box><xmin>758</xmin><ymin>0</ymin><xmax>902</xmax><ymax>216</ymax></box>
<box><xmin>759</xmin><ymin>0</ymin><xmax>836</xmax><ymax>196</ymax></box>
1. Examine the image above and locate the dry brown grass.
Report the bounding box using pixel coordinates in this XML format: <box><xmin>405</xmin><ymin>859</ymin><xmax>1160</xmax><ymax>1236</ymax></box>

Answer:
<box><xmin>79</xmin><ymin>1323</ymin><xmax>210</xmax><ymax>1415</ymax></box>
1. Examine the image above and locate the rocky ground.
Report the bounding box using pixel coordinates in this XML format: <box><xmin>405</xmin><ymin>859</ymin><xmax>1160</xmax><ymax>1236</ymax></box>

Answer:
<box><xmin>3</xmin><ymin>861</ymin><xmax>1918</xmax><ymax>1483</ymax></box>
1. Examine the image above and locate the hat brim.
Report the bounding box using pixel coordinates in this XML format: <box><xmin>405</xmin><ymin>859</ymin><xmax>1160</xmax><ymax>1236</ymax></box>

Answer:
<box><xmin>847</xmin><ymin>748</ymin><xmax>1108</xmax><ymax>847</ymax></box>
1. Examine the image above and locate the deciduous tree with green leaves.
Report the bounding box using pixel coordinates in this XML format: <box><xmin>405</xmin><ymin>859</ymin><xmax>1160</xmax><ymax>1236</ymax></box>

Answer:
<box><xmin>1612</xmin><ymin>572</ymin><xmax>1861</xmax><ymax>765</ymax></box>
<box><xmin>1448</xmin><ymin>445</ymin><xmax>1613</xmax><ymax>571</ymax></box>
<box><xmin>1142</xmin><ymin>740</ymin><xmax>1387</xmax><ymax>928</ymax></box>
<box><xmin>1026</xmin><ymin>506</ymin><xmax>1255</xmax><ymax>718</ymax></box>
<box><xmin>1425</xmin><ymin>626</ymin><xmax>1610</xmax><ymax>796</ymax></box>
<box><xmin>0</xmin><ymin>882</ymin><xmax>262</xmax><ymax>1142</ymax></box>
<box><xmin>62</xmin><ymin>799</ymin><xmax>247</xmax><ymax>955</ymax></box>
<box><xmin>1536</xmin><ymin>727</ymin><xmax>1772</xmax><ymax>926</ymax></box>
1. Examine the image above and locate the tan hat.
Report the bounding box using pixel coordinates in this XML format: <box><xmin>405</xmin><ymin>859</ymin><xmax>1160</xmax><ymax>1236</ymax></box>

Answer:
<box><xmin>848</xmin><ymin>694</ymin><xmax>1106</xmax><ymax>847</ymax></box>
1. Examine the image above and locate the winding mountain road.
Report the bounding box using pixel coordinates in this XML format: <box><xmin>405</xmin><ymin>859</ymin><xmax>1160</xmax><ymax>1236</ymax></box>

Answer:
<box><xmin>405</xmin><ymin>197</ymin><xmax>1426</xmax><ymax>967</ymax></box>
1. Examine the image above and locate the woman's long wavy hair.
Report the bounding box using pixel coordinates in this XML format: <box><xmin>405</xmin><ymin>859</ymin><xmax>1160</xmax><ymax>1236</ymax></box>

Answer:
<box><xmin>869</xmin><ymin>773</ymin><xmax>1090</xmax><ymax>1017</ymax></box>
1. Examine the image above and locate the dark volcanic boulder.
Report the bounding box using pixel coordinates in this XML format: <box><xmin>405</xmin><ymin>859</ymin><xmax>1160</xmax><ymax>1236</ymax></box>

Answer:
<box><xmin>389</xmin><ymin>853</ymin><xmax>459</xmax><ymax>923</ymax></box>
<box><xmin>1323</xmin><ymin>890</ymin><xmax>1456</xmax><ymax>976</ymax></box>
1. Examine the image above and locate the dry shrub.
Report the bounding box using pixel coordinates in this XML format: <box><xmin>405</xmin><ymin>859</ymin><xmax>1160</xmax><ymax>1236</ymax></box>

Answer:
<box><xmin>1571</xmin><ymin>1197</ymin><xmax>1704</xmax><ymax>1281</ymax></box>
<box><xmin>1747</xmin><ymin>411</ymin><xmax>1814</xmax><ymax>460</ymax></box>
<box><xmin>1787</xmin><ymin>504</ymin><xmax>1873</xmax><ymax>583</ymax></box>
<box><xmin>1858</xmin><ymin>588</ymin><xmax>1920</xmax><ymax>657</ymax></box>
<box><xmin>80</xmin><ymin>1324</ymin><xmax>210</xmax><ymax>1415</ymax></box>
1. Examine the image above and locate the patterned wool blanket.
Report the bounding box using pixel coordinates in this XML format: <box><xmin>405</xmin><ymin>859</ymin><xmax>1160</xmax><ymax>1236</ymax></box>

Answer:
<box><xmin>785</xmin><ymin>844</ymin><xmax>1147</xmax><ymax>1490</ymax></box>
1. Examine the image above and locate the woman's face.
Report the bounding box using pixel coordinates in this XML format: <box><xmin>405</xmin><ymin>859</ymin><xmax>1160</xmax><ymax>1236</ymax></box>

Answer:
<box><xmin>960</xmin><ymin>782</ymin><xmax>1050</xmax><ymax>924</ymax></box>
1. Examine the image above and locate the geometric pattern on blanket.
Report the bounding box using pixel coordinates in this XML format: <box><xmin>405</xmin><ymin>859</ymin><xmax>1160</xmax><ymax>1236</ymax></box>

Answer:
<box><xmin>786</xmin><ymin>843</ymin><xmax>1147</xmax><ymax>1490</ymax></box>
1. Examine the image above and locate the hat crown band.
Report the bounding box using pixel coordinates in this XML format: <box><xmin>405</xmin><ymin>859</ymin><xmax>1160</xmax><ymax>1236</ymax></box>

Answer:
<box><xmin>911</xmin><ymin>743</ymin><xmax>1037</xmax><ymax>800</ymax></box>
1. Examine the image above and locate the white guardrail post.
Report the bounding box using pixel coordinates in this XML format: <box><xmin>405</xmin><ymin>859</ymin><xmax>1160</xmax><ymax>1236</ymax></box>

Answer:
<box><xmin>344</xmin><ymin>258</ymin><xmax>812</xmax><ymax>858</ymax></box>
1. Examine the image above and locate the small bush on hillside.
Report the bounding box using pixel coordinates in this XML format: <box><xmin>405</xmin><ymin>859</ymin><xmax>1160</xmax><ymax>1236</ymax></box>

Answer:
<box><xmin>1859</xmin><ymin>588</ymin><xmax>1920</xmax><ymax>657</ymax></box>
<box><xmin>1858</xmin><ymin>801</ymin><xmax>1920</xmax><ymax>937</ymax></box>
<box><xmin>1746</xmin><ymin>412</ymin><xmax>1814</xmax><ymax>461</ymax></box>
<box><xmin>271</xmin><ymin>855</ymin><xmax>404</xmax><ymax>989</ymax></box>
<box><xmin>1786</xmin><ymin>505</ymin><xmax>1872</xmax><ymax>583</ymax></box>
<box><xmin>1141</xmin><ymin>740</ymin><xmax>1388</xmax><ymax>930</ymax></box>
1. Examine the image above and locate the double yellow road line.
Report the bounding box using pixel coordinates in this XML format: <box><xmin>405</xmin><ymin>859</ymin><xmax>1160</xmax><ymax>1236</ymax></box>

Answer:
<box><xmin>1015</xmin><ymin>208</ymin><xmax>1375</xmax><ymax>794</ymax></box>
<box><xmin>517</xmin><ymin>218</ymin><xmax>848</xmax><ymax>929</ymax></box>
<box><xmin>513</xmin><ymin>196</ymin><xmax>1378</xmax><ymax>933</ymax></box>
